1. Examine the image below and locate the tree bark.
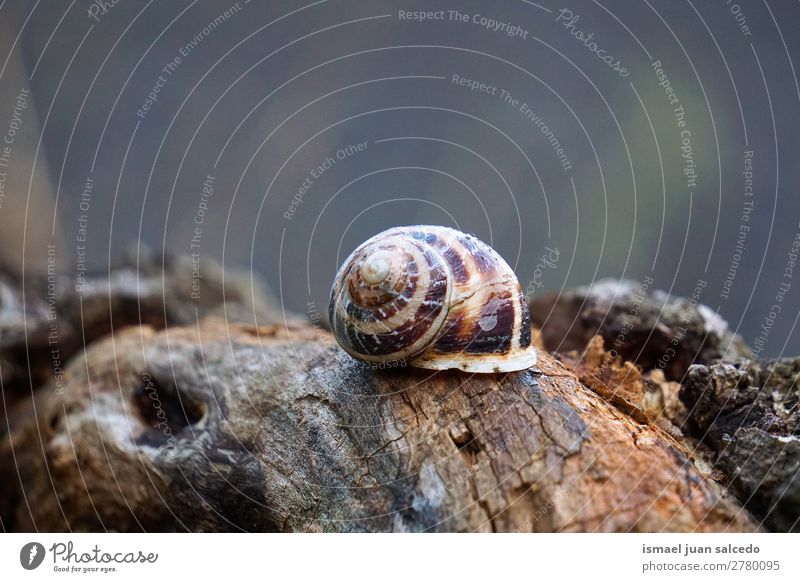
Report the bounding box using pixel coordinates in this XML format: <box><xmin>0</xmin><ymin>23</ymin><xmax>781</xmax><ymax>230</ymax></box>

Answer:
<box><xmin>2</xmin><ymin>318</ymin><xmax>759</xmax><ymax>532</ymax></box>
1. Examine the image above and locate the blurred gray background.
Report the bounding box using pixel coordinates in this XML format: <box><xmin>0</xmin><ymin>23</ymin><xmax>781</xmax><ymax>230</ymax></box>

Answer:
<box><xmin>0</xmin><ymin>0</ymin><xmax>798</xmax><ymax>357</ymax></box>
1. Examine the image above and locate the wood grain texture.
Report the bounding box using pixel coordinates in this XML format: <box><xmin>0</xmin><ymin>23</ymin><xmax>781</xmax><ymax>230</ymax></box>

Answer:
<box><xmin>1</xmin><ymin>319</ymin><xmax>757</xmax><ymax>532</ymax></box>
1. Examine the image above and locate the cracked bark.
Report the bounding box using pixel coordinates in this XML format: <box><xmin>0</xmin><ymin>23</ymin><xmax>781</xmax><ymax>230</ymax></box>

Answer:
<box><xmin>1</xmin><ymin>318</ymin><xmax>759</xmax><ymax>532</ymax></box>
<box><xmin>682</xmin><ymin>359</ymin><xmax>800</xmax><ymax>531</ymax></box>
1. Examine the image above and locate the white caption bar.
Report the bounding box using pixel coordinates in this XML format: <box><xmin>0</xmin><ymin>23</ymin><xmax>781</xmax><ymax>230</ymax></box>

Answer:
<box><xmin>0</xmin><ymin>533</ymin><xmax>796</xmax><ymax>581</ymax></box>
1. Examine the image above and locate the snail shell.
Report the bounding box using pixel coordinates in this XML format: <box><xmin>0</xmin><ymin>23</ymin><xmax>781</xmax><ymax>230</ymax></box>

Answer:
<box><xmin>328</xmin><ymin>225</ymin><xmax>537</xmax><ymax>373</ymax></box>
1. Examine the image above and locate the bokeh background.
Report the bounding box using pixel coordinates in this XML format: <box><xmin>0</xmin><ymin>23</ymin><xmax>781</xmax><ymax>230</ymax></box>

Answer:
<box><xmin>0</xmin><ymin>0</ymin><xmax>798</xmax><ymax>357</ymax></box>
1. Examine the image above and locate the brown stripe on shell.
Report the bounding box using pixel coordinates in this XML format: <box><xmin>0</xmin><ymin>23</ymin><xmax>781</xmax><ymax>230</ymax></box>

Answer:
<box><xmin>460</xmin><ymin>235</ymin><xmax>500</xmax><ymax>276</ymax></box>
<box><xmin>441</xmin><ymin>246</ymin><xmax>469</xmax><ymax>284</ymax></box>
<box><xmin>431</xmin><ymin>285</ymin><xmax>515</xmax><ymax>355</ymax></box>
<box><xmin>343</xmin><ymin>242</ymin><xmax>447</xmax><ymax>326</ymax></box>
<box><xmin>347</xmin><ymin>259</ymin><xmax>417</xmax><ymax>315</ymax></box>
<box><xmin>342</xmin><ymin>269</ymin><xmax>448</xmax><ymax>357</ymax></box>
<box><xmin>344</xmin><ymin>270</ymin><xmax>417</xmax><ymax>324</ymax></box>
<box><xmin>344</xmin><ymin>293</ymin><xmax>410</xmax><ymax>326</ymax></box>
<box><xmin>330</xmin><ymin>234</ymin><xmax>451</xmax><ymax>359</ymax></box>
<box><xmin>347</xmin><ymin>246</ymin><xmax>416</xmax><ymax>308</ymax></box>
<box><xmin>408</xmin><ymin>227</ymin><xmax>473</xmax><ymax>284</ymax></box>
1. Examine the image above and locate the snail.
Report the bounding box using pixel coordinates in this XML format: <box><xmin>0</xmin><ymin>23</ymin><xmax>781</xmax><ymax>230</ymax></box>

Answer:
<box><xmin>328</xmin><ymin>225</ymin><xmax>537</xmax><ymax>373</ymax></box>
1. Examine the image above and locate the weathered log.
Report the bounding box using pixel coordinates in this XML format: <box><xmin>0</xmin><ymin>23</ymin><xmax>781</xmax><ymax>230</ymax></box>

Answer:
<box><xmin>531</xmin><ymin>280</ymin><xmax>800</xmax><ymax>531</ymax></box>
<box><xmin>1</xmin><ymin>318</ymin><xmax>758</xmax><ymax>532</ymax></box>
<box><xmin>0</xmin><ymin>271</ymin><xmax>75</xmax><ymax>393</ymax></box>
<box><xmin>682</xmin><ymin>358</ymin><xmax>800</xmax><ymax>532</ymax></box>
<box><xmin>530</xmin><ymin>278</ymin><xmax>752</xmax><ymax>380</ymax></box>
<box><xmin>0</xmin><ymin>249</ymin><xmax>286</xmax><ymax>400</ymax></box>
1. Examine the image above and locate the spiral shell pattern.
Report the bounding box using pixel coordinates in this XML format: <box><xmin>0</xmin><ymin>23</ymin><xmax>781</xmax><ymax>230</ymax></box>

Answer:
<box><xmin>329</xmin><ymin>226</ymin><xmax>537</xmax><ymax>373</ymax></box>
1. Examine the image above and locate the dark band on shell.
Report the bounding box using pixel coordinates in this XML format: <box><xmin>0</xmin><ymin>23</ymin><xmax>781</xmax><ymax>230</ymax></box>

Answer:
<box><xmin>329</xmin><ymin>225</ymin><xmax>537</xmax><ymax>373</ymax></box>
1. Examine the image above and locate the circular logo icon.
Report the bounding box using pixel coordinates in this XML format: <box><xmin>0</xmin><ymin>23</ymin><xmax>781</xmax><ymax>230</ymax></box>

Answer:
<box><xmin>19</xmin><ymin>542</ymin><xmax>45</xmax><ymax>570</ymax></box>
